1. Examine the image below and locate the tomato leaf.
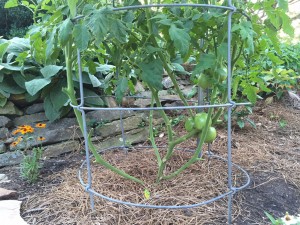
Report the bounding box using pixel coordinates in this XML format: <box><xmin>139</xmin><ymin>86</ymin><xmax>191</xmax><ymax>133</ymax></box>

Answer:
<box><xmin>140</xmin><ymin>58</ymin><xmax>163</xmax><ymax>90</ymax></box>
<box><xmin>67</xmin><ymin>0</ymin><xmax>78</xmax><ymax>18</ymax></box>
<box><xmin>89</xmin><ymin>8</ymin><xmax>112</xmax><ymax>45</ymax></box>
<box><xmin>59</xmin><ymin>18</ymin><xmax>73</xmax><ymax>47</ymax></box>
<box><xmin>115</xmin><ymin>77</ymin><xmax>128</xmax><ymax>104</ymax></box>
<box><xmin>110</xmin><ymin>19</ymin><xmax>128</xmax><ymax>43</ymax></box>
<box><xmin>169</xmin><ymin>24</ymin><xmax>190</xmax><ymax>56</ymax></box>
<box><xmin>73</xmin><ymin>23</ymin><xmax>91</xmax><ymax>51</ymax></box>
<box><xmin>243</xmin><ymin>85</ymin><xmax>258</xmax><ymax>104</ymax></box>
<box><xmin>193</xmin><ymin>53</ymin><xmax>216</xmax><ymax>75</ymax></box>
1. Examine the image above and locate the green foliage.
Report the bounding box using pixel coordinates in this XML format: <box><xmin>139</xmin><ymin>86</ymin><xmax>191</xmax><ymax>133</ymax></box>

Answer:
<box><xmin>0</xmin><ymin>0</ymin><xmax>297</xmax><ymax>186</ymax></box>
<box><xmin>20</xmin><ymin>147</ymin><xmax>43</xmax><ymax>183</ymax></box>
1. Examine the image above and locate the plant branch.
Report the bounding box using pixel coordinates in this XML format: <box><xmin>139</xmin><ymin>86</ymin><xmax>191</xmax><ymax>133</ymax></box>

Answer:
<box><xmin>63</xmin><ymin>40</ymin><xmax>144</xmax><ymax>185</ymax></box>
<box><xmin>162</xmin><ymin>87</ymin><xmax>218</xmax><ymax>180</ymax></box>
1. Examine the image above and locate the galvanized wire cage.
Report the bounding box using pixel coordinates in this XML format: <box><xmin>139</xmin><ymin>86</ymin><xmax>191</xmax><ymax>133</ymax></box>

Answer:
<box><xmin>72</xmin><ymin>1</ymin><xmax>251</xmax><ymax>224</ymax></box>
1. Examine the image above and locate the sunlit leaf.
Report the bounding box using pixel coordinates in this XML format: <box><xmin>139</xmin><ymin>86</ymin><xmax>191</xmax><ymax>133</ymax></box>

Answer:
<box><xmin>25</xmin><ymin>78</ymin><xmax>51</xmax><ymax>96</ymax></box>
<box><xmin>41</xmin><ymin>65</ymin><xmax>63</xmax><ymax>79</ymax></box>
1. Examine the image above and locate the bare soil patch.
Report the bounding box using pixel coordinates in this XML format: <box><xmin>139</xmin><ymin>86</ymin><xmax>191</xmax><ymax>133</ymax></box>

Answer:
<box><xmin>0</xmin><ymin>100</ymin><xmax>299</xmax><ymax>224</ymax></box>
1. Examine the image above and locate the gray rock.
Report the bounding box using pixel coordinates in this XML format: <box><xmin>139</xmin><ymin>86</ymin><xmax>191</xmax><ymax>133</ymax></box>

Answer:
<box><xmin>13</xmin><ymin>112</ymin><xmax>48</xmax><ymax>126</ymax></box>
<box><xmin>25</xmin><ymin>103</ymin><xmax>44</xmax><ymax>115</ymax></box>
<box><xmin>0</xmin><ymin>174</ymin><xmax>10</xmax><ymax>183</ymax></box>
<box><xmin>94</xmin><ymin>114</ymin><xmax>146</xmax><ymax>138</ymax></box>
<box><xmin>0</xmin><ymin>151</ymin><xmax>23</xmax><ymax>167</ymax></box>
<box><xmin>86</xmin><ymin>110</ymin><xmax>135</xmax><ymax>124</ymax></box>
<box><xmin>134</xmin><ymin>81</ymin><xmax>145</xmax><ymax>93</ymax></box>
<box><xmin>181</xmin><ymin>85</ymin><xmax>197</xmax><ymax>99</ymax></box>
<box><xmin>43</xmin><ymin>140</ymin><xmax>81</xmax><ymax>159</ymax></box>
<box><xmin>0</xmin><ymin>116</ymin><xmax>12</xmax><ymax>128</ymax></box>
<box><xmin>0</xmin><ymin>188</ymin><xmax>18</xmax><ymax>200</ymax></box>
<box><xmin>9</xmin><ymin>117</ymin><xmax>81</xmax><ymax>151</ymax></box>
<box><xmin>162</xmin><ymin>77</ymin><xmax>174</xmax><ymax>89</ymax></box>
<box><xmin>0</xmin><ymin>143</ymin><xmax>6</xmax><ymax>153</ymax></box>
<box><xmin>0</xmin><ymin>101</ymin><xmax>23</xmax><ymax>116</ymax></box>
<box><xmin>93</xmin><ymin>127</ymin><xmax>149</xmax><ymax>150</ymax></box>
<box><xmin>0</xmin><ymin>128</ymin><xmax>9</xmax><ymax>140</ymax></box>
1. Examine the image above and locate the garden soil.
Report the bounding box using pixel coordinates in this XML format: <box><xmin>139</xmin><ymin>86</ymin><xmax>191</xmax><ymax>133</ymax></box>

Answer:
<box><xmin>0</xmin><ymin>100</ymin><xmax>299</xmax><ymax>225</ymax></box>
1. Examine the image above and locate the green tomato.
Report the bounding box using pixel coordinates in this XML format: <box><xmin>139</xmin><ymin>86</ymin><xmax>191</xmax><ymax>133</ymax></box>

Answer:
<box><xmin>197</xmin><ymin>73</ymin><xmax>212</xmax><ymax>89</ymax></box>
<box><xmin>203</xmin><ymin>126</ymin><xmax>217</xmax><ymax>143</ymax></box>
<box><xmin>194</xmin><ymin>113</ymin><xmax>212</xmax><ymax>131</ymax></box>
<box><xmin>217</xmin><ymin>67</ymin><xmax>227</xmax><ymax>82</ymax></box>
<box><xmin>184</xmin><ymin>117</ymin><xmax>195</xmax><ymax>132</ymax></box>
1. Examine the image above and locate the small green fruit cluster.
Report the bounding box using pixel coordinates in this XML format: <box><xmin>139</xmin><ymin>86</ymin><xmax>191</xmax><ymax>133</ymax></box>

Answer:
<box><xmin>197</xmin><ymin>67</ymin><xmax>227</xmax><ymax>89</ymax></box>
<box><xmin>184</xmin><ymin>112</ymin><xmax>217</xmax><ymax>143</ymax></box>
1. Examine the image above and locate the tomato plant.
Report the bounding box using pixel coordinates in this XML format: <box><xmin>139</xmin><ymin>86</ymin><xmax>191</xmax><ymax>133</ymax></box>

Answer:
<box><xmin>2</xmin><ymin>0</ymin><xmax>294</xmax><ymax>186</ymax></box>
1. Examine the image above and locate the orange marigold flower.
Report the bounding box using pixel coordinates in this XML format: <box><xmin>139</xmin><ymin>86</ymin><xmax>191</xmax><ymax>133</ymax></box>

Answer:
<box><xmin>35</xmin><ymin>123</ymin><xmax>46</xmax><ymax>128</ymax></box>
<box><xmin>37</xmin><ymin>136</ymin><xmax>46</xmax><ymax>141</ymax></box>
<box><xmin>12</xmin><ymin>129</ymin><xmax>20</xmax><ymax>135</ymax></box>
<box><xmin>10</xmin><ymin>141</ymin><xmax>19</xmax><ymax>147</ymax></box>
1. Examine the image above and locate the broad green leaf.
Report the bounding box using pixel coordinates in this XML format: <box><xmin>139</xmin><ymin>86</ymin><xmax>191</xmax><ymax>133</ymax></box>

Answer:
<box><xmin>25</xmin><ymin>78</ymin><xmax>51</xmax><ymax>96</ymax></box>
<box><xmin>0</xmin><ymin>63</ymin><xmax>34</xmax><ymax>72</ymax></box>
<box><xmin>193</xmin><ymin>53</ymin><xmax>216</xmax><ymax>74</ymax></box>
<box><xmin>83</xmin><ymin>88</ymin><xmax>104</xmax><ymax>106</ymax></box>
<box><xmin>169</xmin><ymin>24</ymin><xmax>190</xmax><ymax>56</ymax></box>
<box><xmin>44</xmin><ymin>95</ymin><xmax>61</xmax><ymax>122</ymax></box>
<box><xmin>0</xmin><ymin>77</ymin><xmax>25</xmax><ymax>94</ymax></box>
<box><xmin>140</xmin><ymin>59</ymin><xmax>163</xmax><ymax>90</ymax></box>
<box><xmin>7</xmin><ymin>38</ymin><xmax>30</xmax><ymax>54</ymax></box>
<box><xmin>41</xmin><ymin>65</ymin><xmax>63</xmax><ymax>78</ymax></box>
<box><xmin>4</xmin><ymin>0</ymin><xmax>18</xmax><ymax>8</ymax></box>
<box><xmin>59</xmin><ymin>18</ymin><xmax>73</xmax><ymax>47</ymax></box>
<box><xmin>0</xmin><ymin>94</ymin><xmax>7</xmax><ymax>107</ymax></box>
<box><xmin>73</xmin><ymin>23</ymin><xmax>91</xmax><ymax>51</ymax></box>
<box><xmin>115</xmin><ymin>77</ymin><xmax>128</xmax><ymax>104</ymax></box>
<box><xmin>67</xmin><ymin>0</ymin><xmax>78</xmax><ymax>18</ymax></box>
<box><xmin>110</xmin><ymin>19</ymin><xmax>128</xmax><ymax>43</ymax></box>
<box><xmin>0</xmin><ymin>42</ymin><xmax>9</xmax><ymax>63</ymax></box>
<box><xmin>89</xmin><ymin>74</ymin><xmax>102</xmax><ymax>87</ymax></box>
<box><xmin>44</xmin><ymin>79</ymin><xmax>68</xmax><ymax>121</ymax></box>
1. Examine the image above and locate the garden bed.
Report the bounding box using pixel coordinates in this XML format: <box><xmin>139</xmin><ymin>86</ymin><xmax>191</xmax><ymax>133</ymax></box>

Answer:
<box><xmin>0</xmin><ymin>100</ymin><xmax>300</xmax><ymax>224</ymax></box>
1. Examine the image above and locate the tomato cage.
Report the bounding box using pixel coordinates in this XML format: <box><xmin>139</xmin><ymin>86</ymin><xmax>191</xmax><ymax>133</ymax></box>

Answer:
<box><xmin>71</xmin><ymin>1</ymin><xmax>251</xmax><ymax>224</ymax></box>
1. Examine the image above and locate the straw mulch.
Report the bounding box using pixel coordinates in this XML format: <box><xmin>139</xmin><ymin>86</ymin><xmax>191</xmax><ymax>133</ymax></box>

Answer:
<box><xmin>20</xmin><ymin>101</ymin><xmax>300</xmax><ymax>225</ymax></box>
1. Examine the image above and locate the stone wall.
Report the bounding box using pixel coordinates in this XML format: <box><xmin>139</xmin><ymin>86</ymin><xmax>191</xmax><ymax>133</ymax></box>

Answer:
<box><xmin>0</xmin><ymin>101</ymin><xmax>164</xmax><ymax>167</ymax></box>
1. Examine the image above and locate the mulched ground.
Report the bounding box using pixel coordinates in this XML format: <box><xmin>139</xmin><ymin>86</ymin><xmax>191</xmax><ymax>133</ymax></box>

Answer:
<box><xmin>0</xmin><ymin>100</ymin><xmax>299</xmax><ymax>225</ymax></box>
